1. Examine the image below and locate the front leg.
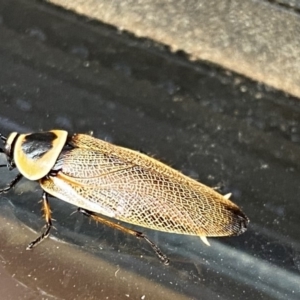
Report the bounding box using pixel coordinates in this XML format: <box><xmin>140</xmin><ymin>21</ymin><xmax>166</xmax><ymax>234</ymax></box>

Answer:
<box><xmin>27</xmin><ymin>191</ymin><xmax>53</xmax><ymax>250</ymax></box>
<box><xmin>0</xmin><ymin>173</ymin><xmax>23</xmax><ymax>193</ymax></box>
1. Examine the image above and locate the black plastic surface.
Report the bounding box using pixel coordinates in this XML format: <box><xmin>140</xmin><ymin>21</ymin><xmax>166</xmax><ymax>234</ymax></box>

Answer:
<box><xmin>0</xmin><ymin>1</ymin><xmax>299</xmax><ymax>299</ymax></box>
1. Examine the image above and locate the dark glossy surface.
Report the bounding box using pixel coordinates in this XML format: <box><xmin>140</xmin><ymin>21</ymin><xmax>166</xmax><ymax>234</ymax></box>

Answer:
<box><xmin>0</xmin><ymin>0</ymin><xmax>299</xmax><ymax>299</ymax></box>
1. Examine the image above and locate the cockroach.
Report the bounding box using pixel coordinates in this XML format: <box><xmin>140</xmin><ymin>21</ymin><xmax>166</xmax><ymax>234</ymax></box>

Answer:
<box><xmin>0</xmin><ymin>130</ymin><xmax>249</xmax><ymax>264</ymax></box>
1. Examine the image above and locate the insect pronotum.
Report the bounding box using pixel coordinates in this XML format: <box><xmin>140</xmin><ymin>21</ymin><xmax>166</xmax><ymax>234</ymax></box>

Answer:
<box><xmin>0</xmin><ymin>130</ymin><xmax>249</xmax><ymax>264</ymax></box>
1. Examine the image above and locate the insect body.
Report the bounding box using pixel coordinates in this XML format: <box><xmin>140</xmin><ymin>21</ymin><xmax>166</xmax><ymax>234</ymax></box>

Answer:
<box><xmin>0</xmin><ymin>130</ymin><xmax>249</xmax><ymax>264</ymax></box>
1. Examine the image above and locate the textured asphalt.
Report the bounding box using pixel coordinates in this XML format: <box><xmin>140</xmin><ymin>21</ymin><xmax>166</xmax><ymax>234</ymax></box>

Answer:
<box><xmin>49</xmin><ymin>0</ymin><xmax>300</xmax><ymax>98</ymax></box>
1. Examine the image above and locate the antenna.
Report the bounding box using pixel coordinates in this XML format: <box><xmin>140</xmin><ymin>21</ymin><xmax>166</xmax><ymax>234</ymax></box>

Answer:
<box><xmin>0</xmin><ymin>133</ymin><xmax>7</xmax><ymax>142</ymax></box>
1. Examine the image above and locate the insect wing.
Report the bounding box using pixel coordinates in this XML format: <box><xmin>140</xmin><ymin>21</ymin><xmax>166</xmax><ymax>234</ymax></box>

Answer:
<box><xmin>41</xmin><ymin>134</ymin><xmax>248</xmax><ymax>237</ymax></box>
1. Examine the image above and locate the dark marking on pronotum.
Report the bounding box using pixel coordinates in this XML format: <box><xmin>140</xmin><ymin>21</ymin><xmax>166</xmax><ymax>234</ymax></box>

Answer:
<box><xmin>22</xmin><ymin>132</ymin><xmax>58</xmax><ymax>160</ymax></box>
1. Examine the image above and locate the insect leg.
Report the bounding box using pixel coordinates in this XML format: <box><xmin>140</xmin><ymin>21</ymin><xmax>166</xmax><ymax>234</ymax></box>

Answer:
<box><xmin>0</xmin><ymin>173</ymin><xmax>23</xmax><ymax>194</ymax></box>
<box><xmin>78</xmin><ymin>208</ymin><xmax>170</xmax><ymax>265</ymax></box>
<box><xmin>27</xmin><ymin>191</ymin><xmax>53</xmax><ymax>250</ymax></box>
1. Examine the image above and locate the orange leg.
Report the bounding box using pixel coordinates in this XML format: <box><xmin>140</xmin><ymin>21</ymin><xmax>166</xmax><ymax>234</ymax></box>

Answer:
<box><xmin>27</xmin><ymin>192</ymin><xmax>53</xmax><ymax>250</ymax></box>
<box><xmin>78</xmin><ymin>208</ymin><xmax>169</xmax><ymax>265</ymax></box>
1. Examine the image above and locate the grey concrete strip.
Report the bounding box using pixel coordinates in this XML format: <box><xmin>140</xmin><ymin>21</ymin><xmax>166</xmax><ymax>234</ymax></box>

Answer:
<box><xmin>48</xmin><ymin>0</ymin><xmax>300</xmax><ymax>98</ymax></box>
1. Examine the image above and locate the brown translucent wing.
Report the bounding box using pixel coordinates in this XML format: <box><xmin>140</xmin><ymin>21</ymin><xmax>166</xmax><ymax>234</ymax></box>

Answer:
<box><xmin>40</xmin><ymin>134</ymin><xmax>248</xmax><ymax>237</ymax></box>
